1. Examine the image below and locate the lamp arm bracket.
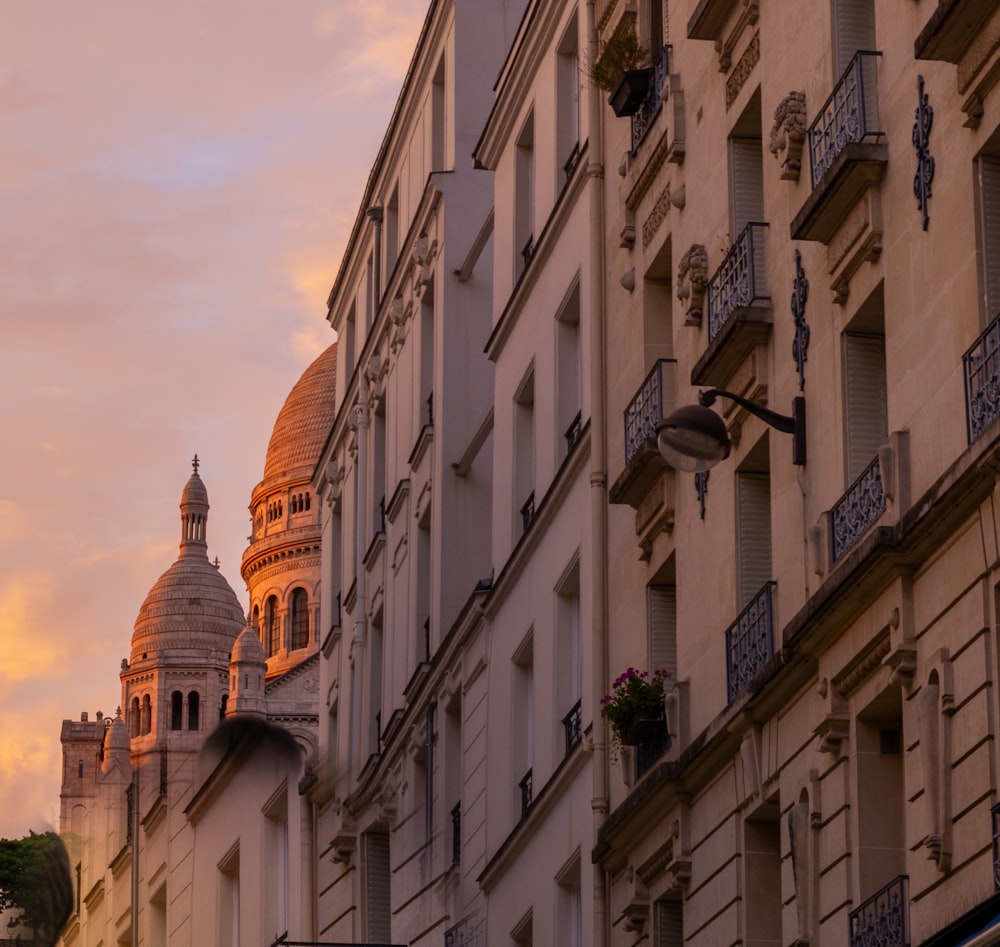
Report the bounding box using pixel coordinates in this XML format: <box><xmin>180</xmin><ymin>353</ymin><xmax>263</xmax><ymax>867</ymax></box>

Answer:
<box><xmin>698</xmin><ymin>388</ymin><xmax>796</xmax><ymax>434</ymax></box>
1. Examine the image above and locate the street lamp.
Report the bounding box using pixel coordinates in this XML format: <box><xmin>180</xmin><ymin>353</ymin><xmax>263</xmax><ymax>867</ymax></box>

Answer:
<box><xmin>656</xmin><ymin>389</ymin><xmax>806</xmax><ymax>472</ymax></box>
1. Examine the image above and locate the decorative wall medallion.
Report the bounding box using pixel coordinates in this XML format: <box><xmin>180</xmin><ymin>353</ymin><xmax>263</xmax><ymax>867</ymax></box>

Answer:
<box><xmin>913</xmin><ymin>75</ymin><xmax>934</xmax><ymax>231</ymax></box>
<box><xmin>791</xmin><ymin>249</ymin><xmax>810</xmax><ymax>390</ymax></box>
<box><xmin>695</xmin><ymin>470</ymin><xmax>709</xmax><ymax>519</ymax></box>
<box><xmin>769</xmin><ymin>91</ymin><xmax>806</xmax><ymax>181</ymax></box>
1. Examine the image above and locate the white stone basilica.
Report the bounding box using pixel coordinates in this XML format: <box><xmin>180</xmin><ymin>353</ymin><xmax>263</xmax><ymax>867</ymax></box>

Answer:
<box><xmin>57</xmin><ymin>343</ymin><xmax>336</xmax><ymax>947</ymax></box>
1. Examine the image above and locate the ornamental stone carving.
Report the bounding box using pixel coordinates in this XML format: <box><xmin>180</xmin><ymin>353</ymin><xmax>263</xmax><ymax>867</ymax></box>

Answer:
<box><xmin>677</xmin><ymin>244</ymin><xmax>708</xmax><ymax>326</ymax></box>
<box><xmin>770</xmin><ymin>91</ymin><xmax>807</xmax><ymax>181</ymax></box>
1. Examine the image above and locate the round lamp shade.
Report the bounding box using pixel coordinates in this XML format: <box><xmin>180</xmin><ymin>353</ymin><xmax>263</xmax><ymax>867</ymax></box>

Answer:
<box><xmin>656</xmin><ymin>404</ymin><xmax>731</xmax><ymax>473</ymax></box>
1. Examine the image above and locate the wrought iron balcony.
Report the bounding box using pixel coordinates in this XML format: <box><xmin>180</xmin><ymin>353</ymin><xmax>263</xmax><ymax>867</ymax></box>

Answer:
<box><xmin>830</xmin><ymin>455</ymin><xmax>886</xmax><ymax>564</ymax></box>
<box><xmin>565</xmin><ymin>410</ymin><xmax>583</xmax><ymax>453</ymax></box>
<box><xmin>635</xmin><ymin>709</ymin><xmax>670</xmax><ymax>780</ymax></box>
<box><xmin>964</xmin><ymin>314</ymin><xmax>1000</xmax><ymax>443</ymax></box>
<box><xmin>809</xmin><ymin>51</ymin><xmax>883</xmax><ymax>189</ymax></box>
<box><xmin>624</xmin><ymin>359</ymin><xmax>677</xmax><ymax>465</ymax></box>
<box><xmin>631</xmin><ymin>45</ymin><xmax>671</xmax><ymax>153</ymax></box>
<box><xmin>848</xmin><ymin>875</ymin><xmax>909</xmax><ymax>947</ymax></box>
<box><xmin>707</xmin><ymin>222</ymin><xmax>769</xmax><ymax>343</ymax></box>
<box><xmin>563</xmin><ymin>699</ymin><xmax>583</xmax><ymax>755</ymax></box>
<box><xmin>725</xmin><ymin>581</ymin><xmax>776</xmax><ymax>704</ymax></box>
<box><xmin>520</xmin><ymin>492</ymin><xmax>535</xmax><ymax>533</ymax></box>
<box><xmin>444</xmin><ymin>914</ymin><xmax>480</xmax><ymax>947</ymax></box>
<box><xmin>518</xmin><ymin>767</ymin><xmax>533</xmax><ymax>817</ymax></box>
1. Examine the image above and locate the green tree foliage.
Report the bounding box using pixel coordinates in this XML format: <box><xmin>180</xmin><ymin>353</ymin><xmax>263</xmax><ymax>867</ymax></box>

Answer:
<box><xmin>0</xmin><ymin>831</ymin><xmax>72</xmax><ymax>947</ymax></box>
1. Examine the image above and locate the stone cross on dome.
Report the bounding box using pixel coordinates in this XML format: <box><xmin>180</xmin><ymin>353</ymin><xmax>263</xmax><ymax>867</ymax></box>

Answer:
<box><xmin>192</xmin><ymin>454</ymin><xmax>200</xmax><ymax>474</ymax></box>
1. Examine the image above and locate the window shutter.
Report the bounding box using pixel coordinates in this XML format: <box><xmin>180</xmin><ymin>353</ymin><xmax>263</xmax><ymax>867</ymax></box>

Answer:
<box><xmin>979</xmin><ymin>156</ymin><xmax>1000</xmax><ymax>321</ymax></box>
<box><xmin>656</xmin><ymin>898</ymin><xmax>683</xmax><ymax>947</ymax></box>
<box><xmin>648</xmin><ymin>585</ymin><xmax>677</xmax><ymax>678</ymax></box>
<box><xmin>834</xmin><ymin>0</ymin><xmax>876</xmax><ymax>75</ymax></box>
<box><xmin>844</xmin><ymin>333</ymin><xmax>888</xmax><ymax>483</ymax></box>
<box><xmin>737</xmin><ymin>472</ymin><xmax>772</xmax><ymax>608</ymax></box>
<box><xmin>364</xmin><ymin>831</ymin><xmax>392</xmax><ymax>943</ymax></box>
<box><xmin>729</xmin><ymin>137</ymin><xmax>764</xmax><ymax>235</ymax></box>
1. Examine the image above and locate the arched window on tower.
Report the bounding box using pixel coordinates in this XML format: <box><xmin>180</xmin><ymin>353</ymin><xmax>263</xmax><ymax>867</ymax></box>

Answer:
<box><xmin>188</xmin><ymin>691</ymin><xmax>200</xmax><ymax>731</ymax></box>
<box><xmin>170</xmin><ymin>691</ymin><xmax>183</xmax><ymax>731</ymax></box>
<box><xmin>129</xmin><ymin>696</ymin><xmax>140</xmax><ymax>738</ymax></box>
<box><xmin>266</xmin><ymin>595</ymin><xmax>280</xmax><ymax>657</ymax></box>
<box><xmin>220</xmin><ymin>694</ymin><xmax>228</xmax><ymax>720</ymax></box>
<box><xmin>141</xmin><ymin>695</ymin><xmax>152</xmax><ymax>736</ymax></box>
<box><xmin>290</xmin><ymin>588</ymin><xmax>309</xmax><ymax>651</ymax></box>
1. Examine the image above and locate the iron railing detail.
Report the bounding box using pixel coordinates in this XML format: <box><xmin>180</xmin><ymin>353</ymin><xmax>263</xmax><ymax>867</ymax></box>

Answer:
<box><xmin>520</xmin><ymin>492</ymin><xmax>535</xmax><ymax>532</ymax></box>
<box><xmin>848</xmin><ymin>875</ymin><xmax>909</xmax><ymax>947</ymax></box>
<box><xmin>725</xmin><ymin>581</ymin><xmax>776</xmax><ymax>704</ymax></box>
<box><xmin>563</xmin><ymin>699</ymin><xmax>582</xmax><ymax>755</ymax></box>
<box><xmin>624</xmin><ymin>358</ymin><xmax>676</xmax><ymax>465</ymax></box>
<box><xmin>707</xmin><ymin>222</ymin><xmax>769</xmax><ymax>341</ymax></box>
<box><xmin>830</xmin><ymin>455</ymin><xmax>886</xmax><ymax>564</ymax></box>
<box><xmin>565</xmin><ymin>410</ymin><xmax>583</xmax><ymax>453</ymax></box>
<box><xmin>519</xmin><ymin>768</ymin><xmax>533</xmax><ymax>817</ymax></box>
<box><xmin>809</xmin><ymin>51</ymin><xmax>883</xmax><ymax>188</ymax></box>
<box><xmin>631</xmin><ymin>45</ymin><xmax>671</xmax><ymax>152</ymax></box>
<box><xmin>964</xmin><ymin>314</ymin><xmax>1000</xmax><ymax>443</ymax></box>
<box><xmin>451</xmin><ymin>802</ymin><xmax>461</xmax><ymax>866</ymax></box>
<box><xmin>993</xmin><ymin>802</ymin><xmax>1000</xmax><ymax>891</ymax></box>
<box><xmin>635</xmin><ymin>709</ymin><xmax>670</xmax><ymax>780</ymax></box>
<box><xmin>444</xmin><ymin>914</ymin><xmax>483</xmax><ymax>947</ymax></box>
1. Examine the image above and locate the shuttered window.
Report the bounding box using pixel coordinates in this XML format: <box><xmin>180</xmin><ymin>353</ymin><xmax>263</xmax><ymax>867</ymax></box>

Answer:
<box><xmin>364</xmin><ymin>830</ymin><xmax>392</xmax><ymax>943</ymax></box>
<box><xmin>834</xmin><ymin>0</ymin><xmax>876</xmax><ymax>76</ymax></box>
<box><xmin>729</xmin><ymin>137</ymin><xmax>765</xmax><ymax>235</ymax></box>
<box><xmin>978</xmin><ymin>155</ymin><xmax>1000</xmax><ymax>321</ymax></box>
<box><xmin>844</xmin><ymin>333</ymin><xmax>888</xmax><ymax>483</ymax></box>
<box><xmin>656</xmin><ymin>898</ymin><xmax>683</xmax><ymax>947</ymax></box>
<box><xmin>648</xmin><ymin>585</ymin><xmax>677</xmax><ymax>678</ymax></box>
<box><xmin>737</xmin><ymin>472</ymin><xmax>772</xmax><ymax>608</ymax></box>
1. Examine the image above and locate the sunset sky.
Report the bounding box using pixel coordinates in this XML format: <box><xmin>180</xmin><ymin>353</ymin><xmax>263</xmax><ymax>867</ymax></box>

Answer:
<box><xmin>0</xmin><ymin>1</ymin><xmax>428</xmax><ymax>839</ymax></box>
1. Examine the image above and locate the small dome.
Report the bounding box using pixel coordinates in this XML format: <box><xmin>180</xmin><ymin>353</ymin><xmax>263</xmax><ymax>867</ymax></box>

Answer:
<box><xmin>231</xmin><ymin>622</ymin><xmax>266</xmax><ymax>666</ymax></box>
<box><xmin>262</xmin><ymin>343</ymin><xmax>337</xmax><ymax>482</ymax></box>
<box><xmin>104</xmin><ymin>714</ymin><xmax>130</xmax><ymax>754</ymax></box>
<box><xmin>181</xmin><ymin>460</ymin><xmax>209</xmax><ymax>509</ymax></box>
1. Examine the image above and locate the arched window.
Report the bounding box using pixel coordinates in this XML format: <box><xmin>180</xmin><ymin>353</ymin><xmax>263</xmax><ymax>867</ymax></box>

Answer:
<box><xmin>305</xmin><ymin>492</ymin><xmax>311</xmax><ymax>511</ymax></box>
<box><xmin>141</xmin><ymin>695</ymin><xmax>152</xmax><ymax>735</ymax></box>
<box><xmin>188</xmin><ymin>692</ymin><xmax>200</xmax><ymax>731</ymax></box>
<box><xmin>252</xmin><ymin>603</ymin><xmax>260</xmax><ymax>633</ymax></box>
<box><xmin>220</xmin><ymin>694</ymin><xmax>228</xmax><ymax>720</ymax></box>
<box><xmin>291</xmin><ymin>495</ymin><xmax>298</xmax><ymax>514</ymax></box>
<box><xmin>266</xmin><ymin>595</ymin><xmax>280</xmax><ymax>657</ymax></box>
<box><xmin>129</xmin><ymin>697</ymin><xmax>140</xmax><ymax>738</ymax></box>
<box><xmin>290</xmin><ymin>588</ymin><xmax>309</xmax><ymax>651</ymax></box>
<box><xmin>170</xmin><ymin>691</ymin><xmax>183</xmax><ymax>731</ymax></box>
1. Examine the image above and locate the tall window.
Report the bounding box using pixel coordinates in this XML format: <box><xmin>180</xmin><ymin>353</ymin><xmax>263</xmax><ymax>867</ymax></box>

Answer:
<box><xmin>170</xmin><ymin>691</ymin><xmax>183</xmax><ymax>731</ymax></box>
<box><xmin>515</xmin><ymin>113</ymin><xmax>536</xmax><ymax>277</ymax></box>
<box><xmin>430</xmin><ymin>55</ymin><xmax>446</xmax><ymax>171</ymax></box>
<box><xmin>514</xmin><ymin>367</ymin><xmax>536</xmax><ymax>535</ymax></box>
<box><xmin>556</xmin><ymin>560</ymin><xmax>581</xmax><ymax>754</ymax></box>
<box><xmin>843</xmin><ymin>284</ymin><xmax>887</xmax><ymax>482</ymax></box>
<box><xmin>648</xmin><ymin>582</ymin><xmax>677</xmax><ymax>680</ymax></box>
<box><xmin>744</xmin><ymin>807</ymin><xmax>781</xmax><ymax>945</ymax></box>
<box><xmin>129</xmin><ymin>696</ymin><xmax>140</xmax><ymax>738</ymax></box>
<box><xmin>363</xmin><ymin>830</ymin><xmax>392</xmax><ymax>943</ymax></box>
<box><xmin>556</xmin><ymin>16</ymin><xmax>580</xmax><ymax>179</ymax></box>
<box><xmin>266</xmin><ymin>595</ymin><xmax>280</xmax><ymax>657</ymax></box>
<box><xmin>218</xmin><ymin>845</ymin><xmax>240</xmax><ymax>947</ymax></box>
<box><xmin>833</xmin><ymin>0</ymin><xmax>876</xmax><ymax>76</ymax></box>
<box><xmin>729</xmin><ymin>93</ymin><xmax>764</xmax><ymax>237</ymax></box>
<box><xmin>556</xmin><ymin>283</ymin><xmax>582</xmax><ymax>455</ymax></box>
<box><xmin>141</xmin><ymin>694</ymin><xmax>152</xmax><ymax>736</ymax></box>
<box><xmin>737</xmin><ymin>440</ymin><xmax>772</xmax><ymax>608</ymax></box>
<box><xmin>187</xmin><ymin>691</ymin><xmax>200</xmax><ymax>731</ymax></box>
<box><xmin>386</xmin><ymin>184</ymin><xmax>400</xmax><ymax>280</ymax></box>
<box><xmin>289</xmin><ymin>588</ymin><xmax>309</xmax><ymax>651</ymax></box>
<box><xmin>419</xmin><ymin>297</ymin><xmax>434</xmax><ymax>430</ymax></box>
<box><xmin>976</xmin><ymin>153</ymin><xmax>1000</xmax><ymax>320</ymax></box>
<box><xmin>655</xmin><ymin>896</ymin><xmax>684</xmax><ymax>946</ymax></box>
<box><xmin>556</xmin><ymin>856</ymin><xmax>582</xmax><ymax>947</ymax></box>
<box><xmin>513</xmin><ymin>632</ymin><xmax>534</xmax><ymax>818</ymax></box>
<box><xmin>265</xmin><ymin>798</ymin><xmax>289</xmax><ymax>940</ymax></box>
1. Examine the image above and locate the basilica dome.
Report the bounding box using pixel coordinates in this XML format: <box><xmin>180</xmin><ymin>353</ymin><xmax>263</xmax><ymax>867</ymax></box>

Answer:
<box><xmin>130</xmin><ymin>459</ymin><xmax>244</xmax><ymax>664</ymax></box>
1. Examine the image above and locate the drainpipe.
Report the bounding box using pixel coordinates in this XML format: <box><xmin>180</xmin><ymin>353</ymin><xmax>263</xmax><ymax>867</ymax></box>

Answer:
<box><xmin>130</xmin><ymin>760</ymin><xmax>139</xmax><ymax>947</ymax></box>
<box><xmin>586</xmin><ymin>2</ymin><xmax>609</xmax><ymax>946</ymax></box>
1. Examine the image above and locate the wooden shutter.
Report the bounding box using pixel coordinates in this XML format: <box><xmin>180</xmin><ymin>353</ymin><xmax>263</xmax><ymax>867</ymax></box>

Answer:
<box><xmin>834</xmin><ymin>0</ymin><xmax>876</xmax><ymax>75</ymax></box>
<box><xmin>729</xmin><ymin>137</ymin><xmax>764</xmax><ymax>235</ymax></box>
<box><xmin>648</xmin><ymin>585</ymin><xmax>677</xmax><ymax>678</ymax></box>
<box><xmin>844</xmin><ymin>333</ymin><xmax>888</xmax><ymax>483</ymax></box>
<box><xmin>737</xmin><ymin>472</ymin><xmax>772</xmax><ymax>608</ymax></box>
<box><xmin>364</xmin><ymin>831</ymin><xmax>392</xmax><ymax>943</ymax></box>
<box><xmin>979</xmin><ymin>156</ymin><xmax>1000</xmax><ymax>321</ymax></box>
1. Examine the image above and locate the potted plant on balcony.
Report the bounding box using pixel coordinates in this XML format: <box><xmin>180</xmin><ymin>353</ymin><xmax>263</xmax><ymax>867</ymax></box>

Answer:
<box><xmin>587</xmin><ymin>25</ymin><xmax>651</xmax><ymax>117</ymax></box>
<box><xmin>601</xmin><ymin>667</ymin><xmax>669</xmax><ymax>748</ymax></box>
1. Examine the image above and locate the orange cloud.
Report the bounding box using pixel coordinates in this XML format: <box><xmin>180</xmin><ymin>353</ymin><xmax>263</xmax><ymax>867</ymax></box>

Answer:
<box><xmin>0</xmin><ymin>572</ymin><xmax>66</xmax><ymax>684</ymax></box>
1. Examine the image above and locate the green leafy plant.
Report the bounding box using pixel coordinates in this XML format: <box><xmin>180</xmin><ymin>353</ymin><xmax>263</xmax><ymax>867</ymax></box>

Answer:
<box><xmin>587</xmin><ymin>25</ymin><xmax>650</xmax><ymax>92</ymax></box>
<box><xmin>0</xmin><ymin>831</ymin><xmax>72</xmax><ymax>947</ymax></box>
<box><xmin>601</xmin><ymin>667</ymin><xmax>669</xmax><ymax>748</ymax></box>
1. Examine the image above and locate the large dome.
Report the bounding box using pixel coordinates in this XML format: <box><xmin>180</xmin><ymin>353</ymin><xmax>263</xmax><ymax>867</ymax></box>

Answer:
<box><xmin>130</xmin><ymin>461</ymin><xmax>244</xmax><ymax>663</ymax></box>
<box><xmin>263</xmin><ymin>342</ymin><xmax>338</xmax><ymax>482</ymax></box>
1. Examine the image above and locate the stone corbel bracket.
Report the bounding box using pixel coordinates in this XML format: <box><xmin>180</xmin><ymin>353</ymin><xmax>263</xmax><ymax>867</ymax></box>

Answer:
<box><xmin>885</xmin><ymin>579</ymin><xmax>917</xmax><ymax>691</ymax></box>
<box><xmin>814</xmin><ymin>677</ymin><xmax>850</xmax><ymax>755</ymax></box>
<box><xmin>677</xmin><ymin>243</ymin><xmax>708</xmax><ymax>325</ymax></box>
<box><xmin>769</xmin><ymin>91</ymin><xmax>806</xmax><ymax>182</ymax></box>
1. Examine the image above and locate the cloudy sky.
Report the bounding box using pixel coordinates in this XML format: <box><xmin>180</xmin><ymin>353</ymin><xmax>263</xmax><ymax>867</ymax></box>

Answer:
<box><xmin>0</xmin><ymin>0</ymin><xmax>428</xmax><ymax>839</ymax></box>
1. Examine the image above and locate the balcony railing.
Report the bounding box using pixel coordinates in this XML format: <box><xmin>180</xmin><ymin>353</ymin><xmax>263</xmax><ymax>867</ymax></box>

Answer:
<box><xmin>444</xmin><ymin>914</ymin><xmax>481</xmax><ymax>947</ymax></box>
<box><xmin>519</xmin><ymin>768</ymin><xmax>533</xmax><ymax>817</ymax></box>
<box><xmin>631</xmin><ymin>45</ymin><xmax>671</xmax><ymax>153</ymax></box>
<box><xmin>520</xmin><ymin>492</ymin><xmax>535</xmax><ymax>533</ymax></box>
<box><xmin>725</xmin><ymin>581</ymin><xmax>776</xmax><ymax>704</ymax></box>
<box><xmin>635</xmin><ymin>709</ymin><xmax>670</xmax><ymax>780</ymax></box>
<box><xmin>964</xmin><ymin>314</ymin><xmax>1000</xmax><ymax>443</ymax></box>
<box><xmin>707</xmin><ymin>222</ymin><xmax>769</xmax><ymax>342</ymax></box>
<box><xmin>624</xmin><ymin>358</ymin><xmax>677</xmax><ymax>465</ymax></box>
<box><xmin>563</xmin><ymin>699</ymin><xmax>583</xmax><ymax>755</ymax></box>
<box><xmin>451</xmin><ymin>801</ymin><xmax>461</xmax><ymax>867</ymax></box>
<box><xmin>565</xmin><ymin>410</ymin><xmax>583</xmax><ymax>453</ymax></box>
<box><xmin>830</xmin><ymin>455</ymin><xmax>886</xmax><ymax>564</ymax></box>
<box><xmin>809</xmin><ymin>51</ymin><xmax>883</xmax><ymax>189</ymax></box>
<box><xmin>848</xmin><ymin>875</ymin><xmax>909</xmax><ymax>947</ymax></box>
